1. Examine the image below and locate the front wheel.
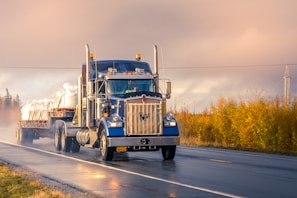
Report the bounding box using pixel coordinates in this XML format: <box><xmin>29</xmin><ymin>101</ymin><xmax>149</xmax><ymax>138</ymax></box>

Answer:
<box><xmin>100</xmin><ymin>129</ymin><xmax>114</xmax><ymax>161</ymax></box>
<box><xmin>162</xmin><ymin>145</ymin><xmax>176</xmax><ymax>160</ymax></box>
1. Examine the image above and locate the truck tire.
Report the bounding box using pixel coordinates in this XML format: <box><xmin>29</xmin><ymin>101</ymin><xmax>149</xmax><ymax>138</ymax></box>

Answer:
<box><xmin>71</xmin><ymin>139</ymin><xmax>80</xmax><ymax>153</ymax></box>
<box><xmin>61</xmin><ymin>124</ymin><xmax>71</xmax><ymax>153</ymax></box>
<box><xmin>54</xmin><ymin>126</ymin><xmax>61</xmax><ymax>151</ymax></box>
<box><xmin>17</xmin><ymin>127</ymin><xmax>33</xmax><ymax>145</ymax></box>
<box><xmin>25</xmin><ymin>129</ymin><xmax>33</xmax><ymax>144</ymax></box>
<box><xmin>16</xmin><ymin>125</ymin><xmax>23</xmax><ymax>144</ymax></box>
<box><xmin>162</xmin><ymin>145</ymin><xmax>176</xmax><ymax>160</ymax></box>
<box><xmin>100</xmin><ymin>129</ymin><xmax>114</xmax><ymax>161</ymax></box>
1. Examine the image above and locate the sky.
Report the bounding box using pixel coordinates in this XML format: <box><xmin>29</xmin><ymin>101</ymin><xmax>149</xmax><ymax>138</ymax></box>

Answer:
<box><xmin>1</xmin><ymin>0</ymin><xmax>297</xmax><ymax>113</ymax></box>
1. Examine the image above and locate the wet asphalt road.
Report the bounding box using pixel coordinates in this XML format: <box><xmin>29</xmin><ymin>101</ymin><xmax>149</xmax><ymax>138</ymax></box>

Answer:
<box><xmin>0</xmin><ymin>127</ymin><xmax>297</xmax><ymax>197</ymax></box>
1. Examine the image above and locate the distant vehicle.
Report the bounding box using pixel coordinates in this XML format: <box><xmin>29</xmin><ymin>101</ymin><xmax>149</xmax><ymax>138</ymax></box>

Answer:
<box><xmin>16</xmin><ymin>44</ymin><xmax>179</xmax><ymax>161</ymax></box>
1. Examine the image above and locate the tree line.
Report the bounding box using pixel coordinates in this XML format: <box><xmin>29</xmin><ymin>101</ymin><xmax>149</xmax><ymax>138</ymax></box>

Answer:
<box><xmin>0</xmin><ymin>88</ymin><xmax>20</xmax><ymax>109</ymax></box>
<box><xmin>0</xmin><ymin>88</ymin><xmax>20</xmax><ymax>126</ymax></box>
<box><xmin>175</xmin><ymin>96</ymin><xmax>297</xmax><ymax>155</ymax></box>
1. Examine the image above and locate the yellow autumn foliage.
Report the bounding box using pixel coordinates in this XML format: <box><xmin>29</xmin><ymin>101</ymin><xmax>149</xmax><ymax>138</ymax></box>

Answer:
<box><xmin>175</xmin><ymin>96</ymin><xmax>297</xmax><ymax>155</ymax></box>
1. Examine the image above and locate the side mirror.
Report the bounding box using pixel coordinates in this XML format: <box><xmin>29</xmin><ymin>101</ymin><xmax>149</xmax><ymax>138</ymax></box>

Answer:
<box><xmin>166</xmin><ymin>81</ymin><xmax>171</xmax><ymax>99</ymax></box>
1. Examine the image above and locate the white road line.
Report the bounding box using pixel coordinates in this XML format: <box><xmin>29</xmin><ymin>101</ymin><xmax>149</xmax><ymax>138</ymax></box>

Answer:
<box><xmin>209</xmin><ymin>159</ymin><xmax>233</xmax><ymax>164</ymax></box>
<box><xmin>0</xmin><ymin>140</ymin><xmax>243</xmax><ymax>198</ymax></box>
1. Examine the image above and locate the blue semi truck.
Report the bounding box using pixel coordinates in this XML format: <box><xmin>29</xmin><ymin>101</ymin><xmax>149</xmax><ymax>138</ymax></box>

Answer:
<box><xmin>19</xmin><ymin>44</ymin><xmax>179</xmax><ymax>161</ymax></box>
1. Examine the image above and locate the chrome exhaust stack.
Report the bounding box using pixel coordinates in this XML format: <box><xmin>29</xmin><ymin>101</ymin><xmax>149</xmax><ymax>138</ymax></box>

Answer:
<box><xmin>85</xmin><ymin>44</ymin><xmax>94</xmax><ymax>128</ymax></box>
<box><xmin>153</xmin><ymin>45</ymin><xmax>159</xmax><ymax>93</ymax></box>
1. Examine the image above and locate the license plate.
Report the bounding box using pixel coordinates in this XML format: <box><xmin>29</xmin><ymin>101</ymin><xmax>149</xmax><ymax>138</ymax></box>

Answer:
<box><xmin>116</xmin><ymin>146</ymin><xmax>127</xmax><ymax>152</ymax></box>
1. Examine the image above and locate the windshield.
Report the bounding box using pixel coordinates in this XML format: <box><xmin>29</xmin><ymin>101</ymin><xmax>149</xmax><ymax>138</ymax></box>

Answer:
<box><xmin>107</xmin><ymin>79</ymin><xmax>154</xmax><ymax>95</ymax></box>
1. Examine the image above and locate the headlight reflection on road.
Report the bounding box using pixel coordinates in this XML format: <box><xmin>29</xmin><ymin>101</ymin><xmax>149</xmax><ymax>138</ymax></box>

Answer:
<box><xmin>168</xmin><ymin>192</ymin><xmax>177</xmax><ymax>198</ymax></box>
<box><xmin>76</xmin><ymin>164</ymin><xmax>120</xmax><ymax>189</ymax></box>
<box><xmin>110</xmin><ymin>180</ymin><xmax>120</xmax><ymax>188</ymax></box>
<box><xmin>93</xmin><ymin>174</ymin><xmax>106</xmax><ymax>179</ymax></box>
<box><xmin>76</xmin><ymin>164</ymin><xmax>107</xmax><ymax>180</ymax></box>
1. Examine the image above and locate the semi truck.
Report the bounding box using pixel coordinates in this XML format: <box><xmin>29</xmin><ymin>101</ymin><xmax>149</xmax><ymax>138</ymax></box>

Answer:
<box><xmin>17</xmin><ymin>44</ymin><xmax>179</xmax><ymax>161</ymax></box>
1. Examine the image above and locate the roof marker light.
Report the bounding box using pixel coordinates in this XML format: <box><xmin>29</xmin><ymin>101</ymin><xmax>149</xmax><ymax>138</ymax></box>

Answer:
<box><xmin>135</xmin><ymin>54</ymin><xmax>141</xmax><ymax>61</ymax></box>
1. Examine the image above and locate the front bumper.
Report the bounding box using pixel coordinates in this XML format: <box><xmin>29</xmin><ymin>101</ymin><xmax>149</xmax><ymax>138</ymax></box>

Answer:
<box><xmin>107</xmin><ymin>136</ymin><xmax>180</xmax><ymax>147</ymax></box>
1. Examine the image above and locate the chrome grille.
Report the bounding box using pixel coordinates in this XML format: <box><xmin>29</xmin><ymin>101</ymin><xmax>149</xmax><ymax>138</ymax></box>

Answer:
<box><xmin>125</xmin><ymin>100</ymin><xmax>162</xmax><ymax>136</ymax></box>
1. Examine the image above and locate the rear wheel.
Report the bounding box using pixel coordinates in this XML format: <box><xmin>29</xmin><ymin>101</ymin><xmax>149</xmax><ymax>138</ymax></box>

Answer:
<box><xmin>61</xmin><ymin>124</ymin><xmax>71</xmax><ymax>153</ymax></box>
<box><xmin>162</xmin><ymin>145</ymin><xmax>176</xmax><ymax>160</ymax></box>
<box><xmin>26</xmin><ymin>129</ymin><xmax>34</xmax><ymax>144</ymax></box>
<box><xmin>71</xmin><ymin>139</ymin><xmax>80</xmax><ymax>153</ymax></box>
<box><xmin>17</xmin><ymin>127</ymin><xmax>33</xmax><ymax>145</ymax></box>
<box><xmin>54</xmin><ymin>125</ymin><xmax>61</xmax><ymax>151</ymax></box>
<box><xmin>16</xmin><ymin>125</ymin><xmax>23</xmax><ymax>144</ymax></box>
<box><xmin>100</xmin><ymin>129</ymin><xmax>114</xmax><ymax>161</ymax></box>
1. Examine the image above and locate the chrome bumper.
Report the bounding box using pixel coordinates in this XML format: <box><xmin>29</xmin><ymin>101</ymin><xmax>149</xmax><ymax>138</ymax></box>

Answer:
<box><xmin>107</xmin><ymin>136</ymin><xmax>180</xmax><ymax>147</ymax></box>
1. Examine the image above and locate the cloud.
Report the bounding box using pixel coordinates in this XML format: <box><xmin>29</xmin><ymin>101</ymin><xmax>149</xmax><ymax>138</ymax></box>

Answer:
<box><xmin>1</xmin><ymin>0</ymin><xmax>297</xmax><ymax>112</ymax></box>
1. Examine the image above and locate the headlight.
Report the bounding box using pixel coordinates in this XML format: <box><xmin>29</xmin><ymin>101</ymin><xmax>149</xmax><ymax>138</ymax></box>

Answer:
<box><xmin>111</xmin><ymin>113</ymin><xmax>120</xmax><ymax>122</ymax></box>
<box><xmin>166</xmin><ymin>113</ymin><xmax>173</xmax><ymax>121</ymax></box>
<box><xmin>109</xmin><ymin>122</ymin><xmax>123</xmax><ymax>127</ymax></box>
<box><xmin>108</xmin><ymin>113</ymin><xmax>123</xmax><ymax>127</ymax></box>
<box><xmin>164</xmin><ymin>113</ymin><xmax>176</xmax><ymax>127</ymax></box>
<box><xmin>164</xmin><ymin>121</ymin><xmax>177</xmax><ymax>127</ymax></box>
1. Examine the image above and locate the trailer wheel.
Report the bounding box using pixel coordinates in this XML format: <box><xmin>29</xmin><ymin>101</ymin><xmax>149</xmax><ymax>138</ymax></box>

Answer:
<box><xmin>100</xmin><ymin>129</ymin><xmax>114</xmax><ymax>161</ymax></box>
<box><xmin>54</xmin><ymin>126</ymin><xmax>61</xmax><ymax>151</ymax></box>
<box><xmin>16</xmin><ymin>125</ymin><xmax>23</xmax><ymax>144</ymax></box>
<box><xmin>23</xmin><ymin>128</ymin><xmax>33</xmax><ymax>144</ymax></box>
<box><xmin>17</xmin><ymin>127</ymin><xmax>33</xmax><ymax>145</ymax></box>
<box><xmin>61</xmin><ymin>125</ymin><xmax>71</xmax><ymax>153</ymax></box>
<box><xmin>162</xmin><ymin>145</ymin><xmax>176</xmax><ymax>160</ymax></box>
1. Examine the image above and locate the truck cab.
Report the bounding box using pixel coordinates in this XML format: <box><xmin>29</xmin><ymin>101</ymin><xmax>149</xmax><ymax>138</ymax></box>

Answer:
<box><xmin>54</xmin><ymin>45</ymin><xmax>179</xmax><ymax>161</ymax></box>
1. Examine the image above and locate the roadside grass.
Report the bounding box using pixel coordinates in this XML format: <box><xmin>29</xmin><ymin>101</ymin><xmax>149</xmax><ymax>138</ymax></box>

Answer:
<box><xmin>0</xmin><ymin>163</ymin><xmax>70</xmax><ymax>198</ymax></box>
